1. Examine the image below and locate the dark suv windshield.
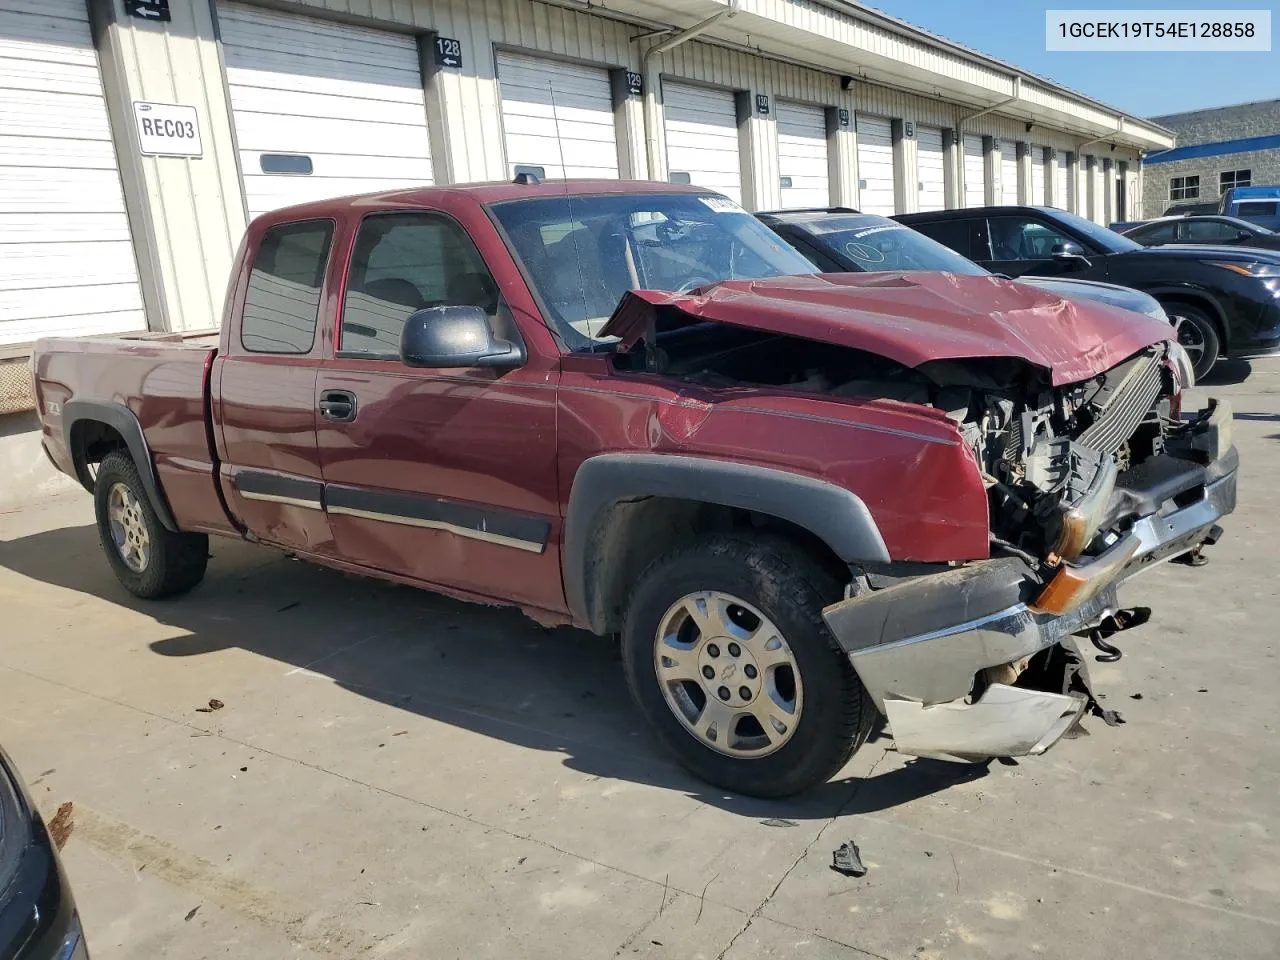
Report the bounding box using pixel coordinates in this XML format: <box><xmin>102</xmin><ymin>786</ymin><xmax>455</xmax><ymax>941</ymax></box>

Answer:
<box><xmin>795</xmin><ymin>215</ymin><xmax>987</xmax><ymax>275</ymax></box>
<box><xmin>489</xmin><ymin>193</ymin><xmax>815</xmax><ymax>348</ymax></box>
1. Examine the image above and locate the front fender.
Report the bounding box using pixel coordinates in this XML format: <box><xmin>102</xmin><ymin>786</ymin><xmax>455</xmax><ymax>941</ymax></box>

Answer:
<box><xmin>562</xmin><ymin>454</ymin><xmax>890</xmax><ymax>631</ymax></box>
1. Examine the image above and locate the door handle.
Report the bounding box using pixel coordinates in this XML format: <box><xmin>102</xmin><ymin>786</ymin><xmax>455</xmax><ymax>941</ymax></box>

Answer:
<box><xmin>319</xmin><ymin>389</ymin><xmax>357</xmax><ymax>422</ymax></box>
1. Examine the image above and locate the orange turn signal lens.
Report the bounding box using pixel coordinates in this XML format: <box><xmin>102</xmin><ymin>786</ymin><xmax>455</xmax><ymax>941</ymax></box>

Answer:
<box><xmin>1031</xmin><ymin>535</ymin><xmax>1141</xmax><ymax>615</ymax></box>
<box><xmin>1031</xmin><ymin>564</ymin><xmax>1095</xmax><ymax>615</ymax></box>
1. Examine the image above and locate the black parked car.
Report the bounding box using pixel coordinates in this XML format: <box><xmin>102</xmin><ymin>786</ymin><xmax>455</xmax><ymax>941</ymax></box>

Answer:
<box><xmin>0</xmin><ymin>746</ymin><xmax>87</xmax><ymax>959</ymax></box>
<box><xmin>759</xmin><ymin>208</ymin><xmax>1172</xmax><ymax>323</ymax></box>
<box><xmin>1122</xmin><ymin>215</ymin><xmax>1280</xmax><ymax>251</ymax></box>
<box><xmin>894</xmin><ymin>205</ymin><xmax>1280</xmax><ymax>379</ymax></box>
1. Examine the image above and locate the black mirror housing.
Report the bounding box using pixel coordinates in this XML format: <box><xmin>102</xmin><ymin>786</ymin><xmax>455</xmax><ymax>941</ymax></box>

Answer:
<box><xmin>1050</xmin><ymin>242</ymin><xmax>1090</xmax><ymax>268</ymax></box>
<box><xmin>399</xmin><ymin>305</ymin><xmax>525</xmax><ymax>369</ymax></box>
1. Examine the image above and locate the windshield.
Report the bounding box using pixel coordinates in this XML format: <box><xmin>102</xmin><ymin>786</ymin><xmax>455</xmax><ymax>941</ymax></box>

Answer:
<box><xmin>489</xmin><ymin>193</ymin><xmax>816</xmax><ymax>348</ymax></box>
<box><xmin>801</xmin><ymin>215</ymin><xmax>988</xmax><ymax>276</ymax></box>
<box><xmin>1044</xmin><ymin>208</ymin><xmax>1143</xmax><ymax>253</ymax></box>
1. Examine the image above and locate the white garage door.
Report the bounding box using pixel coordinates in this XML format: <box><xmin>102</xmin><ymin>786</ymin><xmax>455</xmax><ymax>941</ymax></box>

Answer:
<box><xmin>663</xmin><ymin>82</ymin><xmax>742</xmax><ymax>204</ymax></box>
<box><xmin>1077</xmin><ymin>159</ymin><xmax>1090</xmax><ymax>218</ymax></box>
<box><xmin>856</xmin><ymin>115</ymin><xmax>894</xmax><ymax>215</ymax></box>
<box><xmin>219</xmin><ymin>2</ymin><xmax>433</xmax><ymax>220</ymax></box>
<box><xmin>497</xmin><ymin>51</ymin><xmax>618</xmax><ymax>180</ymax></box>
<box><xmin>916</xmin><ymin>126</ymin><xmax>945</xmax><ymax>212</ymax></box>
<box><xmin>775</xmin><ymin>101</ymin><xmax>829</xmax><ymax>209</ymax></box>
<box><xmin>0</xmin><ymin>0</ymin><xmax>145</xmax><ymax>345</ymax></box>
<box><xmin>962</xmin><ymin>134</ymin><xmax>985</xmax><ymax>208</ymax></box>
<box><xmin>1052</xmin><ymin>152</ymin><xmax>1068</xmax><ymax>209</ymax></box>
<box><xmin>1000</xmin><ymin>140</ymin><xmax>1018</xmax><ymax>205</ymax></box>
<box><xmin>1030</xmin><ymin>146</ymin><xmax>1046</xmax><ymax>206</ymax></box>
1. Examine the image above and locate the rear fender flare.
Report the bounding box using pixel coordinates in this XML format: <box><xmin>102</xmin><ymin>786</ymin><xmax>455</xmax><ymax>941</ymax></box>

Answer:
<box><xmin>64</xmin><ymin>399</ymin><xmax>179</xmax><ymax>532</ymax></box>
<box><xmin>562</xmin><ymin>453</ymin><xmax>890</xmax><ymax>632</ymax></box>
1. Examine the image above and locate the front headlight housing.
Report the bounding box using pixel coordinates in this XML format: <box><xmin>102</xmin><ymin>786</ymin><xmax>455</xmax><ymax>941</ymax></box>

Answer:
<box><xmin>1167</xmin><ymin>340</ymin><xmax>1196</xmax><ymax>389</ymax></box>
<box><xmin>1208</xmin><ymin>260</ymin><xmax>1280</xmax><ymax>278</ymax></box>
<box><xmin>1142</xmin><ymin>299</ymin><xmax>1169</xmax><ymax>323</ymax></box>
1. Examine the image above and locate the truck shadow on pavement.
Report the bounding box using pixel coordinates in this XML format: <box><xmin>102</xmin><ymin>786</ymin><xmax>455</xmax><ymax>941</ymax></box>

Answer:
<box><xmin>0</xmin><ymin>519</ymin><xmax>988</xmax><ymax>819</ymax></box>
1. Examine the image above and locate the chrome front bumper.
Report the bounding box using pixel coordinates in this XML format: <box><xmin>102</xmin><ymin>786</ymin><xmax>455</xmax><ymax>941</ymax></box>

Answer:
<box><xmin>823</xmin><ymin>446</ymin><xmax>1238</xmax><ymax>762</ymax></box>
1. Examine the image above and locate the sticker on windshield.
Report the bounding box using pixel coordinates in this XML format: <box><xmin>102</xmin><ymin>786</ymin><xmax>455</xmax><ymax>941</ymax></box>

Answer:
<box><xmin>699</xmin><ymin>196</ymin><xmax>744</xmax><ymax>214</ymax></box>
<box><xmin>843</xmin><ymin>241</ymin><xmax>886</xmax><ymax>263</ymax></box>
<box><xmin>848</xmin><ymin>225</ymin><xmax>907</xmax><ymax>238</ymax></box>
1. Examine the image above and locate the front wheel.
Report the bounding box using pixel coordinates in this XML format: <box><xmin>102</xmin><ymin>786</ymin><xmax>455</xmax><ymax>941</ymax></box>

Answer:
<box><xmin>94</xmin><ymin>450</ymin><xmax>209</xmax><ymax>599</ymax></box>
<box><xmin>1165</xmin><ymin>304</ymin><xmax>1221</xmax><ymax>381</ymax></box>
<box><xmin>621</xmin><ymin>535</ymin><xmax>874</xmax><ymax>798</ymax></box>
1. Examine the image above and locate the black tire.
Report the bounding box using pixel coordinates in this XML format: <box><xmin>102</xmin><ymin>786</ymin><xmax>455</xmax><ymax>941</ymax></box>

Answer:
<box><xmin>621</xmin><ymin>534</ymin><xmax>875</xmax><ymax>798</ymax></box>
<box><xmin>93</xmin><ymin>450</ymin><xmax>208</xmax><ymax>599</ymax></box>
<box><xmin>1164</xmin><ymin>303</ymin><xmax>1220</xmax><ymax>382</ymax></box>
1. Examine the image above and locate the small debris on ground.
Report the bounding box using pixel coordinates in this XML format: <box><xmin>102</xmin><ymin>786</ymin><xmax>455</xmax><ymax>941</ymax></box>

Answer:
<box><xmin>238</xmin><ymin>766</ymin><xmax>247</xmax><ymax>772</ymax></box>
<box><xmin>924</xmin><ymin>850</ymin><xmax>934</xmax><ymax>857</ymax></box>
<box><xmin>392</xmin><ymin>730</ymin><xmax>408</xmax><ymax>737</ymax></box>
<box><xmin>760</xmin><ymin>818</ymin><xmax>799</xmax><ymax>828</ymax></box>
<box><xmin>276</xmin><ymin>601</ymin><xmax>300</xmax><ymax>612</ymax></box>
<box><xmin>184</xmin><ymin>905</ymin><xmax>201</xmax><ymax>922</ymax></box>
<box><xmin>1198</xmin><ymin>688</ymin><xmax>1209</xmax><ymax>693</ymax></box>
<box><xmin>195</xmin><ymin>698</ymin><xmax>225</xmax><ymax>713</ymax></box>
<box><xmin>48</xmin><ymin>801</ymin><xmax>75</xmax><ymax>850</ymax></box>
<box><xmin>830</xmin><ymin>840</ymin><xmax>867</xmax><ymax>877</ymax></box>
<box><xmin>1130</xmin><ymin>693</ymin><xmax>1144</xmax><ymax>700</ymax></box>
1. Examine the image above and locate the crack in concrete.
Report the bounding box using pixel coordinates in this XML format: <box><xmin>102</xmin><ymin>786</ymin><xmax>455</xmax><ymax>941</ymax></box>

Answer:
<box><xmin>713</xmin><ymin>748</ymin><xmax>890</xmax><ymax>960</ymax></box>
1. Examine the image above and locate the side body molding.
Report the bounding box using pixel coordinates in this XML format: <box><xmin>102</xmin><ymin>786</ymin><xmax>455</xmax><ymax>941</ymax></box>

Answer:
<box><xmin>62</xmin><ymin>399</ymin><xmax>179</xmax><ymax>531</ymax></box>
<box><xmin>562</xmin><ymin>453</ymin><xmax>890</xmax><ymax>632</ymax></box>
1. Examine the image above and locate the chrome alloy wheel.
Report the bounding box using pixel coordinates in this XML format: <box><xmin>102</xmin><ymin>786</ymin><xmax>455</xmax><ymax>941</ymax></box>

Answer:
<box><xmin>1172</xmin><ymin>314</ymin><xmax>1206</xmax><ymax>367</ymax></box>
<box><xmin>107</xmin><ymin>482</ymin><xmax>150</xmax><ymax>573</ymax></box>
<box><xmin>654</xmin><ymin>591</ymin><xmax>803</xmax><ymax>758</ymax></box>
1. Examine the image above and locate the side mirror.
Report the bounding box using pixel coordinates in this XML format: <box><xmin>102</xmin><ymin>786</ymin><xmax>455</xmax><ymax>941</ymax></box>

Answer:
<box><xmin>399</xmin><ymin>305</ymin><xmax>525</xmax><ymax>369</ymax></box>
<box><xmin>1050</xmin><ymin>242</ymin><xmax>1091</xmax><ymax>268</ymax></box>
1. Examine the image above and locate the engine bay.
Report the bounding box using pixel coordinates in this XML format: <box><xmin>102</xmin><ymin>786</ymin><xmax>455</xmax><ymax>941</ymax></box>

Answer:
<box><xmin>619</xmin><ymin>323</ymin><xmax>1182</xmax><ymax>562</ymax></box>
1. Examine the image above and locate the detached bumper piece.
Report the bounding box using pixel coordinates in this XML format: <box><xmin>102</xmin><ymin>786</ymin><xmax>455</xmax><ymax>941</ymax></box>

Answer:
<box><xmin>823</xmin><ymin>422</ymin><xmax>1238</xmax><ymax>763</ymax></box>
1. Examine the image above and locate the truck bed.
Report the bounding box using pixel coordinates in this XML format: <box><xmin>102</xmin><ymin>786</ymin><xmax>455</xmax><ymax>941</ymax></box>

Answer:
<box><xmin>31</xmin><ymin>331</ymin><xmax>234</xmax><ymax>536</ymax></box>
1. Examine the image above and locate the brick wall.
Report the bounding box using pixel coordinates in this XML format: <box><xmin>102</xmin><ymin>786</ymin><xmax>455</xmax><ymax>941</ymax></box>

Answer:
<box><xmin>1150</xmin><ymin>99</ymin><xmax>1280</xmax><ymax>146</ymax></box>
<box><xmin>1142</xmin><ymin>149</ymin><xmax>1280</xmax><ymax>218</ymax></box>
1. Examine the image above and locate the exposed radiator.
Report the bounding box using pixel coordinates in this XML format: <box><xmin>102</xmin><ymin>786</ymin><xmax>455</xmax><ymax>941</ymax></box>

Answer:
<box><xmin>1076</xmin><ymin>348</ymin><xmax>1164</xmax><ymax>456</ymax></box>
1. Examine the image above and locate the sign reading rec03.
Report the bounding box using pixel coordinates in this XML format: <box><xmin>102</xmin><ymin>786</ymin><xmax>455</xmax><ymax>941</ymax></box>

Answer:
<box><xmin>133</xmin><ymin>101</ymin><xmax>203</xmax><ymax>157</ymax></box>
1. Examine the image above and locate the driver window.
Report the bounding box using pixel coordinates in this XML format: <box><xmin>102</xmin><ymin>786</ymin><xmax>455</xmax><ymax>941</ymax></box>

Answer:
<box><xmin>340</xmin><ymin>213</ymin><xmax>500</xmax><ymax>358</ymax></box>
<box><xmin>1185</xmin><ymin>220</ymin><xmax>1236</xmax><ymax>243</ymax></box>
<box><xmin>986</xmin><ymin>217</ymin><xmax>1075</xmax><ymax>261</ymax></box>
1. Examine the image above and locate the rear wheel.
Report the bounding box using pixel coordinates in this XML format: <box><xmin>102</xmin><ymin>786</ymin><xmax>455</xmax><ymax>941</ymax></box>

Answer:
<box><xmin>94</xmin><ymin>450</ymin><xmax>208</xmax><ymax>599</ymax></box>
<box><xmin>621</xmin><ymin>534</ymin><xmax>874</xmax><ymax>798</ymax></box>
<box><xmin>1165</xmin><ymin>303</ymin><xmax>1220</xmax><ymax>381</ymax></box>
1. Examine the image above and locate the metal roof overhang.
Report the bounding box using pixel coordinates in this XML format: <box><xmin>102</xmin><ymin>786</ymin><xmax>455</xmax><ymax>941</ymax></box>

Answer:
<box><xmin>549</xmin><ymin>0</ymin><xmax>1173</xmax><ymax>152</ymax></box>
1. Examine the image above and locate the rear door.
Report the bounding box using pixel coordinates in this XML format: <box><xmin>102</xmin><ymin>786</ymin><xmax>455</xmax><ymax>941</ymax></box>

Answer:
<box><xmin>213</xmin><ymin>218</ymin><xmax>336</xmax><ymax>553</ymax></box>
<box><xmin>314</xmin><ymin>207</ymin><xmax>563</xmax><ymax>611</ymax></box>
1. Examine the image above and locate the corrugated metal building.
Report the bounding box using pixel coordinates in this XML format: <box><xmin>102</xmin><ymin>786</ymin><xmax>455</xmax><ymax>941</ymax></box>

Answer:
<box><xmin>0</xmin><ymin>0</ymin><xmax>1173</xmax><ymax>410</ymax></box>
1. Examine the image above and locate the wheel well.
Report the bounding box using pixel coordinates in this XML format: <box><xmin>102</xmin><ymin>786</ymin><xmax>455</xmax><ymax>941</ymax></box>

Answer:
<box><xmin>1156</xmin><ymin>293</ymin><xmax>1228</xmax><ymax>350</ymax></box>
<box><xmin>69</xmin><ymin>419</ymin><xmax>128</xmax><ymax>491</ymax></box>
<box><xmin>582</xmin><ymin>496</ymin><xmax>850</xmax><ymax>634</ymax></box>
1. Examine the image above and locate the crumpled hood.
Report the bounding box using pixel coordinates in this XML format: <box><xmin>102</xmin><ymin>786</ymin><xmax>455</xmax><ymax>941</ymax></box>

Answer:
<box><xmin>599</xmin><ymin>272</ymin><xmax>1173</xmax><ymax>386</ymax></box>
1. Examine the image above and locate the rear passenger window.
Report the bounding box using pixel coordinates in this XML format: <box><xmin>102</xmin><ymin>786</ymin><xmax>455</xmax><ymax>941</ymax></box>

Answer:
<box><xmin>339</xmin><ymin>213</ymin><xmax>500</xmax><ymax>358</ymax></box>
<box><xmin>1138</xmin><ymin>222</ymin><xmax>1177</xmax><ymax>244</ymax></box>
<box><xmin>910</xmin><ymin>219</ymin><xmax>973</xmax><ymax>258</ymax></box>
<box><xmin>1238</xmin><ymin>201</ymin><xmax>1278</xmax><ymax>218</ymax></box>
<box><xmin>240</xmin><ymin>220</ymin><xmax>333</xmax><ymax>354</ymax></box>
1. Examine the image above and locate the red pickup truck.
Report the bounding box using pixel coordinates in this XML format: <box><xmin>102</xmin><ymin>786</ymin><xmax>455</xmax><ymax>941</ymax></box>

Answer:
<box><xmin>33</xmin><ymin>180</ymin><xmax>1237</xmax><ymax>798</ymax></box>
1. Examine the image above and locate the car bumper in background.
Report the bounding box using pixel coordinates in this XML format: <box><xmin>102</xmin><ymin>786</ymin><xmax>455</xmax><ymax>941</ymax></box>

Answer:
<box><xmin>822</xmin><ymin>415</ymin><xmax>1238</xmax><ymax>763</ymax></box>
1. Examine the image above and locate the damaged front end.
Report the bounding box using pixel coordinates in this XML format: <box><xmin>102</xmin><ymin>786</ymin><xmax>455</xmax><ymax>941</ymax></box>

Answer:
<box><xmin>822</xmin><ymin>341</ymin><xmax>1238</xmax><ymax>762</ymax></box>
